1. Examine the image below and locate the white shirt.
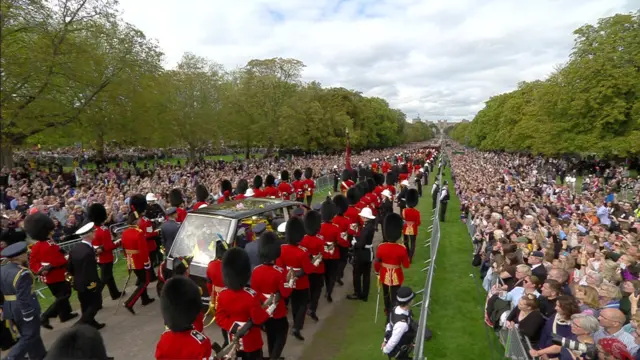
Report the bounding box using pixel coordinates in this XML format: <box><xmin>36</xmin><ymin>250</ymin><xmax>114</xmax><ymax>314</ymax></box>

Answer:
<box><xmin>383</xmin><ymin>306</ymin><xmax>410</xmax><ymax>354</ymax></box>
<box><xmin>439</xmin><ymin>188</ymin><xmax>448</xmax><ymax>201</ymax></box>
<box><xmin>593</xmin><ymin>327</ymin><xmax>639</xmax><ymax>355</ymax></box>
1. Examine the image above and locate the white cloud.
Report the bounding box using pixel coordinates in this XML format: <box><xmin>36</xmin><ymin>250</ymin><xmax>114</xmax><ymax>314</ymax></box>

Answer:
<box><xmin>117</xmin><ymin>0</ymin><xmax>637</xmax><ymax>121</ymax></box>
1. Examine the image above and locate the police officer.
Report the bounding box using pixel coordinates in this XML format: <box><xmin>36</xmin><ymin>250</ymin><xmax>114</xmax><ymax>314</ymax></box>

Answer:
<box><xmin>0</xmin><ymin>242</ymin><xmax>47</xmax><ymax>360</ymax></box>
<box><xmin>439</xmin><ymin>182</ymin><xmax>450</xmax><ymax>222</ymax></box>
<box><xmin>381</xmin><ymin>286</ymin><xmax>417</xmax><ymax>360</ymax></box>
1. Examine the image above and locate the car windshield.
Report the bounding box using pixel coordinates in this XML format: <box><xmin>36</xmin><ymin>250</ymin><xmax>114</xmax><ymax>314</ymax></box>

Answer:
<box><xmin>169</xmin><ymin>214</ymin><xmax>232</xmax><ymax>265</ymax></box>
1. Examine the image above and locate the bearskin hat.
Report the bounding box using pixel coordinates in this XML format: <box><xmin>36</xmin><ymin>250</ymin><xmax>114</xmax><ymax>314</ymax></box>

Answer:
<box><xmin>281</xmin><ymin>170</ymin><xmax>290</xmax><ymax>182</ymax></box>
<box><xmin>386</xmin><ymin>172</ymin><xmax>396</xmax><ymax>186</ymax></box>
<box><xmin>128</xmin><ymin>193</ymin><xmax>147</xmax><ymax>215</ymax></box>
<box><xmin>168</xmin><ymin>189</ymin><xmax>183</xmax><ymax>207</ymax></box>
<box><xmin>285</xmin><ymin>216</ymin><xmax>305</xmax><ymax>245</ymax></box>
<box><xmin>87</xmin><ymin>203</ymin><xmax>107</xmax><ymax>226</ymax></box>
<box><xmin>258</xmin><ymin>231</ymin><xmax>281</xmax><ymax>264</ymax></box>
<box><xmin>406</xmin><ymin>188</ymin><xmax>419</xmax><ymax>208</ymax></box>
<box><xmin>195</xmin><ymin>184</ymin><xmax>209</xmax><ymax>202</ymax></box>
<box><xmin>320</xmin><ymin>200</ymin><xmax>336</xmax><ymax>222</ymax></box>
<box><xmin>253</xmin><ymin>175</ymin><xmax>263</xmax><ymax>189</ymax></box>
<box><xmin>383</xmin><ymin>213</ymin><xmax>404</xmax><ymax>243</ymax></box>
<box><xmin>358</xmin><ymin>168</ymin><xmax>368</xmax><ymax>181</ymax></box>
<box><xmin>236</xmin><ymin>179</ymin><xmax>249</xmax><ymax>195</ymax></box>
<box><xmin>375</xmin><ymin>173</ymin><xmax>385</xmax><ymax>186</ymax></box>
<box><xmin>23</xmin><ymin>212</ymin><xmax>55</xmax><ymax>241</ymax></box>
<box><xmin>366</xmin><ymin>178</ymin><xmax>376</xmax><ymax>193</ymax></box>
<box><xmin>391</xmin><ymin>165</ymin><xmax>400</xmax><ymax>177</ymax></box>
<box><xmin>293</xmin><ymin>169</ymin><xmax>302</xmax><ymax>180</ymax></box>
<box><xmin>346</xmin><ymin>187</ymin><xmax>360</xmax><ymax>205</ymax></box>
<box><xmin>341</xmin><ymin>169</ymin><xmax>351</xmax><ymax>182</ymax></box>
<box><xmin>44</xmin><ymin>325</ymin><xmax>108</xmax><ymax>360</ymax></box>
<box><xmin>265</xmin><ymin>174</ymin><xmax>275</xmax><ymax>187</ymax></box>
<box><xmin>401</xmin><ymin>164</ymin><xmax>409</xmax><ymax>174</ymax></box>
<box><xmin>350</xmin><ymin>169</ymin><xmax>358</xmax><ymax>182</ymax></box>
<box><xmin>222</xmin><ymin>248</ymin><xmax>251</xmax><ymax>291</ymax></box>
<box><xmin>161</xmin><ymin>276</ymin><xmax>202</xmax><ymax>331</ymax></box>
<box><xmin>304</xmin><ymin>210</ymin><xmax>321</xmax><ymax>236</ymax></box>
<box><xmin>304</xmin><ymin>167</ymin><xmax>313</xmax><ymax>179</ymax></box>
<box><xmin>356</xmin><ymin>182</ymin><xmax>368</xmax><ymax>197</ymax></box>
<box><xmin>220</xmin><ymin>180</ymin><xmax>232</xmax><ymax>195</ymax></box>
<box><xmin>333</xmin><ymin>194</ymin><xmax>348</xmax><ymax>215</ymax></box>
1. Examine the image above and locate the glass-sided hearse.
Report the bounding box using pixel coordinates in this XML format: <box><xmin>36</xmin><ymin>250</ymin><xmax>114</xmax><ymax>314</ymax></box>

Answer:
<box><xmin>166</xmin><ymin>198</ymin><xmax>309</xmax><ymax>304</ymax></box>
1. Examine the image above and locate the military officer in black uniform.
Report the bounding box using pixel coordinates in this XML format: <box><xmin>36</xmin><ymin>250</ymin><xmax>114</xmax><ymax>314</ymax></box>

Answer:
<box><xmin>67</xmin><ymin>222</ymin><xmax>105</xmax><ymax>329</ymax></box>
<box><xmin>0</xmin><ymin>242</ymin><xmax>47</xmax><ymax>360</ymax></box>
<box><xmin>347</xmin><ymin>207</ymin><xmax>376</xmax><ymax>302</ymax></box>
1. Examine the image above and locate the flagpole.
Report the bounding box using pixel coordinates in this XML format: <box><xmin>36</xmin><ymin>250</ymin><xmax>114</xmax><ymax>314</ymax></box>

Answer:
<box><xmin>345</xmin><ymin>128</ymin><xmax>352</xmax><ymax>170</ymax></box>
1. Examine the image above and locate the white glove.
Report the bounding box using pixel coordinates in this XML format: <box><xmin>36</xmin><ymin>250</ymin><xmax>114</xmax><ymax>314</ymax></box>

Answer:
<box><xmin>23</xmin><ymin>316</ymin><xmax>34</xmax><ymax>322</ymax></box>
<box><xmin>351</xmin><ymin>239</ymin><xmax>357</xmax><ymax>246</ymax></box>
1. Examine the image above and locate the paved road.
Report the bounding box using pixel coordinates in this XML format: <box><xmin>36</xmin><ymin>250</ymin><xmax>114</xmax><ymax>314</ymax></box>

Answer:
<box><xmin>39</xmin><ymin>230</ymin><xmax>385</xmax><ymax>360</ymax></box>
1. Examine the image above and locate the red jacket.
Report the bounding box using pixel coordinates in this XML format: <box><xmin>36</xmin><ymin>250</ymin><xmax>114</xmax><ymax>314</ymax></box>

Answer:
<box><xmin>319</xmin><ymin>222</ymin><xmax>341</xmax><ymax>260</ymax></box>
<box><xmin>263</xmin><ymin>186</ymin><xmax>278</xmax><ymax>198</ymax></box>
<box><xmin>292</xmin><ymin>180</ymin><xmax>304</xmax><ymax>199</ymax></box>
<box><xmin>340</xmin><ymin>179</ymin><xmax>355</xmax><ymax>196</ymax></box>
<box><xmin>193</xmin><ymin>201</ymin><xmax>208</xmax><ymax>210</ymax></box>
<box><xmin>206</xmin><ymin>259</ymin><xmax>224</xmax><ymax>301</ymax></box>
<box><xmin>300</xmin><ymin>235</ymin><xmax>325</xmax><ymax>274</ymax></box>
<box><xmin>277</xmin><ymin>182</ymin><xmax>294</xmax><ymax>200</ymax></box>
<box><xmin>374</xmin><ymin>243</ymin><xmax>410</xmax><ymax>286</ymax></box>
<box><xmin>92</xmin><ymin>225</ymin><xmax>118</xmax><ymax>264</ymax></box>
<box><xmin>252</xmin><ymin>187</ymin><xmax>266</xmax><ymax>198</ymax></box>
<box><xmin>344</xmin><ymin>206</ymin><xmax>361</xmax><ymax>237</ymax></box>
<box><xmin>215</xmin><ymin>288</ymin><xmax>270</xmax><ymax>353</ymax></box>
<box><xmin>302</xmin><ymin>179</ymin><xmax>315</xmax><ymax>197</ymax></box>
<box><xmin>402</xmin><ymin>208</ymin><xmax>421</xmax><ymax>236</ymax></box>
<box><xmin>176</xmin><ymin>208</ymin><xmax>187</xmax><ymax>223</ymax></box>
<box><xmin>382</xmin><ymin>162</ymin><xmax>391</xmax><ymax>174</ymax></box>
<box><xmin>29</xmin><ymin>240</ymin><xmax>67</xmax><ymax>284</ymax></box>
<box><xmin>138</xmin><ymin>217</ymin><xmax>158</xmax><ymax>252</ymax></box>
<box><xmin>155</xmin><ymin>329</ymin><xmax>211</xmax><ymax>360</ymax></box>
<box><xmin>121</xmin><ymin>227</ymin><xmax>150</xmax><ymax>270</ymax></box>
<box><xmin>276</xmin><ymin>244</ymin><xmax>315</xmax><ymax>290</ymax></box>
<box><xmin>250</xmin><ymin>264</ymin><xmax>292</xmax><ymax>319</ymax></box>
<box><xmin>331</xmin><ymin>215</ymin><xmax>351</xmax><ymax>248</ymax></box>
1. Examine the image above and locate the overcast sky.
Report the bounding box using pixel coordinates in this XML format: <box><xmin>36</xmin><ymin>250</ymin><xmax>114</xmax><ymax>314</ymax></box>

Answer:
<box><xmin>117</xmin><ymin>0</ymin><xmax>637</xmax><ymax>121</ymax></box>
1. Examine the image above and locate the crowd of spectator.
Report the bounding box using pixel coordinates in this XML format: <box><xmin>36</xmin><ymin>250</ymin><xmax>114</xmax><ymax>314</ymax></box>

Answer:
<box><xmin>451</xmin><ymin>145</ymin><xmax>640</xmax><ymax>359</ymax></box>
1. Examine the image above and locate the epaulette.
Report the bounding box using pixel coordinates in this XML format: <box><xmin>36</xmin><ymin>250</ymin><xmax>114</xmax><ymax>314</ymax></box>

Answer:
<box><xmin>273</xmin><ymin>265</ymin><xmax>284</xmax><ymax>273</ymax></box>
<box><xmin>190</xmin><ymin>330</ymin><xmax>207</xmax><ymax>343</ymax></box>
<box><xmin>244</xmin><ymin>287</ymin><xmax>257</xmax><ymax>297</ymax></box>
<box><xmin>299</xmin><ymin>246</ymin><xmax>308</xmax><ymax>252</ymax></box>
<box><xmin>100</xmin><ymin>225</ymin><xmax>108</xmax><ymax>231</ymax></box>
<box><xmin>332</xmin><ymin>223</ymin><xmax>340</xmax><ymax>228</ymax></box>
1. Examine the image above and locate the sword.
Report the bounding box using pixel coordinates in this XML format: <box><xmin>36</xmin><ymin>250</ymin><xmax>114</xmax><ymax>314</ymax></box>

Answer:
<box><xmin>375</xmin><ymin>275</ymin><xmax>381</xmax><ymax>323</ymax></box>
<box><xmin>114</xmin><ymin>269</ymin><xmax>133</xmax><ymax>315</ymax></box>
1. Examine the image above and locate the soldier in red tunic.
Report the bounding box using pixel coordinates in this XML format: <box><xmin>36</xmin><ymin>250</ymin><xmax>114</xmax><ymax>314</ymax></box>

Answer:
<box><xmin>374</xmin><ymin>213</ymin><xmax>410</xmax><ymax>320</ymax></box>
<box><xmin>88</xmin><ymin>203</ymin><xmax>123</xmax><ymax>301</ymax></box>
<box><xmin>402</xmin><ymin>189</ymin><xmax>421</xmax><ymax>262</ymax></box>
<box><xmin>385</xmin><ymin>173</ymin><xmax>397</xmax><ymax>201</ymax></box>
<box><xmin>251</xmin><ymin>232</ymin><xmax>292</xmax><ymax>360</ymax></box>
<box><xmin>277</xmin><ymin>170</ymin><xmax>294</xmax><ymax>200</ymax></box>
<box><xmin>302</xmin><ymin>168</ymin><xmax>315</xmax><ymax>206</ymax></box>
<box><xmin>25</xmin><ymin>212</ymin><xmax>76</xmax><ymax>329</ymax></box>
<box><xmin>292</xmin><ymin>169</ymin><xmax>304</xmax><ymax>202</ymax></box>
<box><xmin>215</xmin><ymin>248</ymin><xmax>270</xmax><ymax>360</ymax></box>
<box><xmin>205</xmin><ymin>238</ymin><xmax>229</xmax><ymax>344</ymax></box>
<box><xmin>121</xmin><ymin>194</ymin><xmax>154</xmax><ymax>314</ymax></box>
<box><xmin>344</xmin><ymin>187</ymin><xmax>363</xmax><ymax>243</ymax></box>
<box><xmin>252</xmin><ymin>175</ymin><xmax>265</xmax><ymax>198</ymax></box>
<box><xmin>332</xmin><ymin>195</ymin><xmax>351</xmax><ymax>287</ymax></box>
<box><xmin>276</xmin><ymin>217</ymin><xmax>315</xmax><ymax>341</ymax></box>
<box><xmin>155</xmin><ymin>276</ymin><xmax>212</xmax><ymax>360</ymax></box>
<box><xmin>234</xmin><ymin>179</ymin><xmax>249</xmax><ymax>200</ymax></box>
<box><xmin>300</xmin><ymin>210</ymin><xmax>324</xmax><ymax>321</ymax></box>
<box><xmin>193</xmin><ymin>184</ymin><xmax>209</xmax><ymax>209</ymax></box>
<box><xmin>169</xmin><ymin>189</ymin><xmax>187</xmax><ymax>223</ymax></box>
<box><xmin>217</xmin><ymin>180</ymin><xmax>233</xmax><ymax>204</ymax></box>
<box><xmin>319</xmin><ymin>200</ymin><xmax>343</xmax><ymax>303</ymax></box>
<box><xmin>137</xmin><ymin>201</ymin><xmax>160</xmax><ymax>282</ymax></box>
<box><xmin>339</xmin><ymin>169</ymin><xmax>355</xmax><ymax>196</ymax></box>
<box><xmin>262</xmin><ymin>174</ymin><xmax>278</xmax><ymax>198</ymax></box>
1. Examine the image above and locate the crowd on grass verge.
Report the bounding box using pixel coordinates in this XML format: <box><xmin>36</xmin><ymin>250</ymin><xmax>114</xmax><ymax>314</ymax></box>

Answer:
<box><xmin>450</xmin><ymin>143</ymin><xmax>640</xmax><ymax>360</ymax></box>
<box><xmin>0</xmin><ymin>145</ymin><xmax>421</xmax><ymax>250</ymax></box>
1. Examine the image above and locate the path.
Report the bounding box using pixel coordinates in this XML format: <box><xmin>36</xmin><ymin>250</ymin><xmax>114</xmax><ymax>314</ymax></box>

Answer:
<box><xmin>38</xmin><ymin>230</ymin><xmax>384</xmax><ymax>360</ymax></box>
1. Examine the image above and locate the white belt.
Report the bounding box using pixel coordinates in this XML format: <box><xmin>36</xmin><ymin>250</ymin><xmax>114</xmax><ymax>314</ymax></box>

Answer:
<box><xmin>364</xmin><ymin>244</ymin><xmax>373</xmax><ymax>249</ymax></box>
<box><xmin>286</xmin><ymin>266</ymin><xmax>301</xmax><ymax>271</ymax></box>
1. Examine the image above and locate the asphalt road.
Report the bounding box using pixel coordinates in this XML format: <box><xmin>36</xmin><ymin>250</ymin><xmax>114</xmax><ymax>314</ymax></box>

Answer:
<box><xmin>38</xmin><ymin>230</ymin><xmax>385</xmax><ymax>360</ymax></box>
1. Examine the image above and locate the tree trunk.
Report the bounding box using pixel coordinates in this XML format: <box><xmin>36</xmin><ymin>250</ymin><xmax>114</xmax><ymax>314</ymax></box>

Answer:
<box><xmin>188</xmin><ymin>144</ymin><xmax>197</xmax><ymax>164</ymax></box>
<box><xmin>264</xmin><ymin>137</ymin><xmax>275</xmax><ymax>158</ymax></box>
<box><xmin>244</xmin><ymin>142</ymin><xmax>251</xmax><ymax>160</ymax></box>
<box><xmin>95</xmin><ymin>132</ymin><xmax>105</xmax><ymax>162</ymax></box>
<box><xmin>1</xmin><ymin>141</ymin><xmax>15</xmax><ymax>169</ymax></box>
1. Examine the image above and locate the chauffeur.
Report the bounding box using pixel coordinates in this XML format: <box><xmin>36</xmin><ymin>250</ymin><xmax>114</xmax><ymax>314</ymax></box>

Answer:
<box><xmin>0</xmin><ymin>242</ymin><xmax>47</xmax><ymax>360</ymax></box>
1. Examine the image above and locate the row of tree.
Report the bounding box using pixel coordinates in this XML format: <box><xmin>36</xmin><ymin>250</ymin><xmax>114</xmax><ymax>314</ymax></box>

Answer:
<box><xmin>1</xmin><ymin>0</ymin><xmax>433</xmax><ymax>167</ymax></box>
<box><xmin>448</xmin><ymin>12</ymin><xmax>640</xmax><ymax>157</ymax></box>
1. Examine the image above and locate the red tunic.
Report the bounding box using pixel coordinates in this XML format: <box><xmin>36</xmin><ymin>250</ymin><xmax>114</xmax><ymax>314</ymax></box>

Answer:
<box><xmin>398</xmin><ymin>173</ymin><xmax>408</xmax><ymax>183</ymax></box>
<box><xmin>300</xmin><ymin>235</ymin><xmax>325</xmax><ymax>274</ymax></box>
<box><xmin>402</xmin><ymin>208</ymin><xmax>421</xmax><ymax>236</ymax></box>
<box><xmin>193</xmin><ymin>201</ymin><xmax>208</xmax><ymax>210</ymax></box>
<box><xmin>343</xmin><ymin>206</ymin><xmax>361</xmax><ymax>237</ymax></box>
<box><xmin>121</xmin><ymin>227</ymin><xmax>150</xmax><ymax>270</ymax></box>
<box><xmin>374</xmin><ymin>243</ymin><xmax>410</xmax><ymax>286</ymax></box>
<box><xmin>193</xmin><ymin>312</ymin><xmax>204</xmax><ymax>333</ymax></box>
<box><xmin>319</xmin><ymin>222</ymin><xmax>341</xmax><ymax>260</ymax></box>
<box><xmin>252</xmin><ymin>188</ymin><xmax>266</xmax><ymax>198</ymax></box>
<box><xmin>92</xmin><ymin>225</ymin><xmax>117</xmax><ymax>264</ymax></box>
<box><xmin>176</xmin><ymin>208</ymin><xmax>187</xmax><ymax>223</ymax></box>
<box><xmin>302</xmin><ymin>179</ymin><xmax>315</xmax><ymax>197</ymax></box>
<box><xmin>277</xmin><ymin>182</ymin><xmax>294</xmax><ymax>200</ymax></box>
<box><xmin>155</xmin><ymin>329</ymin><xmax>212</xmax><ymax>360</ymax></box>
<box><xmin>138</xmin><ymin>216</ymin><xmax>158</xmax><ymax>252</ymax></box>
<box><xmin>374</xmin><ymin>185</ymin><xmax>385</xmax><ymax>204</ymax></box>
<box><xmin>275</xmin><ymin>244</ymin><xmax>315</xmax><ymax>290</ymax></box>
<box><xmin>331</xmin><ymin>215</ymin><xmax>351</xmax><ymax>249</ymax></box>
<box><xmin>206</xmin><ymin>259</ymin><xmax>225</xmax><ymax>302</ymax></box>
<box><xmin>250</xmin><ymin>264</ymin><xmax>292</xmax><ymax>319</ymax></box>
<box><xmin>371</xmin><ymin>162</ymin><xmax>379</xmax><ymax>173</ymax></box>
<box><xmin>29</xmin><ymin>240</ymin><xmax>67</xmax><ymax>284</ymax></box>
<box><xmin>263</xmin><ymin>186</ymin><xmax>279</xmax><ymax>198</ymax></box>
<box><xmin>292</xmin><ymin>180</ymin><xmax>304</xmax><ymax>199</ymax></box>
<box><xmin>340</xmin><ymin>179</ymin><xmax>355</xmax><ymax>195</ymax></box>
<box><xmin>215</xmin><ymin>287</ymin><xmax>270</xmax><ymax>353</ymax></box>
<box><xmin>234</xmin><ymin>194</ymin><xmax>247</xmax><ymax>201</ymax></box>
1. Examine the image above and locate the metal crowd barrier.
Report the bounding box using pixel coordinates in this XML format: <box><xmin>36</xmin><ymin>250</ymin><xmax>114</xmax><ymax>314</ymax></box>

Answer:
<box><xmin>413</xmin><ymin>159</ymin><xmax>444</xmax><ymax>360</ymax></box>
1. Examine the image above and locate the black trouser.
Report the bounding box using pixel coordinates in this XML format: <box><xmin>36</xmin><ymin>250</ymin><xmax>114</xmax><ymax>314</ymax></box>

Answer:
<box><xmin>125</xmin><ymin>269</ymin><xmax>151</xmax><ymax>308</ymax></box>
<box><xmin>264</xmin><ymin>316</ymin><xmax>289</xmax><ymax>359</ymax></box>
<box><xmin>99</xmin><ymin>262</ymin><xmax>121</xmax><ymax>300</ymax></box>
<box><xmin>5</xmin><ymin>313</ymin><xmax>46</xmax><ymax>360</ymax></box>
<box><xmin>336</xmin><ymin>247</ymin><xmax>349</xmax><ymax>281</ymax></box>
<box><xmin>76</xmin><ymin>288</ymin><xmax>102</xmax><ymax>327</ymax></box>
<box><xmin>440</xmin><ymin>201</ymin><xmax>448</xmax><ymax>222</ymax></box>
<box><xmin>403</xmin><ymin>235</ymin><xmax>417</xmax><ymax>262</ymax></box>
<box><xmin>416</xmin><ymin>180</ymin><xmax>422</xmax><ymax>197</ymax></box>
<box><xmin>432</xmin><ymin>195</ymin><xmax>438</xmax><ymax>210</ymax></box>
<box><xmin>324</xmin><ymin>259</ymin><xmax>338</xmax><ymax>297</ymax></box>
<box><xmin>352</xmin><ymin>261</ymin><xmax>372</xmax><ymax>301</ymax></box>
<box><xmin>290</xmin><ymin>288</ymin><xmax>309</xmax><ymax>331</ymax></box>
<box><xmin>382</xmin><ymin>284</ymin><xmax>400</xmax><ymax>319</ymax></box>
<box><xmin>333</xmin><ymin>178</ymin><xmax>339</xmax><ymax>192</ymax></box>
<box><xmin>149</xmin><ymin>250</ymin><xmax>160</xmax><ymax>282</ymax></box>
<box><xmin>236</xmin><ymin>350</ymin><xmax>263</xmax><ymax>360</ymax></box>
<box><xmin>308</xmin><ymin>273</ymin><xmax>323</xmax><ymax>313</ymax></box>
<box><xmin>42</xmin><ymin>281</ymin><xmax>73</xmax><ymax>322</ymax></box>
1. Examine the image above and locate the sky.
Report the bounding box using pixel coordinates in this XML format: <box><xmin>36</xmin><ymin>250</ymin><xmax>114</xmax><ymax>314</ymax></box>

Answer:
<box><xmin>117</xmin><ymin>0</ymin><xmax>637</xmax><ymax>122</ymax></box>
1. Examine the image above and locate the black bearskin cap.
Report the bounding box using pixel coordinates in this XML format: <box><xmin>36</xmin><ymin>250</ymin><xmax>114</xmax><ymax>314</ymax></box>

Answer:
<box><xmin>304</xmin><ymin>167</ymin><xmax>313</xmax><ymax>179</ymax></box>
<box><xmin>215</xmin><ymin>239</ymin><xmax>228</xmax><ymax>259</ymax></box>
<box><xmin>346</xmin><ymin>187</ymin><xmax>360</xmax><ymax>205</ymax></box>
<box><xmin>222</xmin><ymin>248</ymin><xmax>251</xmax><ymax>291</ymax></box>
<box><xmin>303</xmin><ymin>210</ymin><xmax>321</xmax><ymax>236</ymax></box>
<box><xmin>168</xmin><ymin>189</ymin><xmax>183</xmax><ymax>207</ymax></box>
<box><xmin>341</xmin><ymin>169</ymin><xmax>351</xmax><ymax>182</ymax></box>
<box><xmin>401</xmin><ymin>164</ymin><xmax>409</xmax><ymax>173</ymax></box>
<box><xmin>24</xmin><ymin>212</ymin><xmax>55</xmax><ymax>241</ymax></box>
<box><xmin>375</xmin><ymin>173</ymin><xmax>385</xmax><ymax>186</ymax></box>
<box><xmin>383</xmin><ymin>213</ymin><xmax>404</xmax><ymax>243</ymax></box>
<box><xmin>356</xmin><ymin>182</ymin><xmax>368</xmax><ymax>196</ymax></box>
<box><xmin>259</xmin><ymin>231</ymin><xmax>281</xmax><ymax>263</ymax></box>
<box><xmin>236</xmin><ymin>179</ymin><xmax>249</xmax><ymax>195</ymax></box>
<box><xmin>281</xmin><ymin>170</ymin><xmax>290</xmax><ymax>182</ymax></box>
<box><xmin>130</xmin><ymin>193</ymin><xmax>148</xmax><ymax>214</ymax></box>
<box><xmin>320</xmin><ymin>201</ymin><xmax>335</xmax><ymax>222</ymax></box>
<box><xmin>195</xmin><ymin>184</ymin><xmax>209</xmax><ymax>202</ymax></box>
<box><xmin>391</xmin><ymin>165</ymin><xmax>400</xmax><ymax>177</ymax></box>
<box><xmin>406</xmin><ymin>188</ymin><xmax>419</xmax><ymax>208</ymax></box>
<box><xmin>367</xmin><ymin>178</ymin><xmax>376</xmax><ymax>193</ymax></box>
<box><xmin>87</xmin><ymin>203</ymin><xmax>107</xmax><ymax>226</ymax></box>
<box><xmin>265</xmin><ymin>174</ymin><xmax>275</xmax><ymax>187</ymax></box>
<box><xmin>44</xmin><ymin>324</ymin><xmax>108</xmax><ymax>360</ymax></box>
<box><xmin>293</xmin><ymin>169</ymin><xmax>302</xmax><ymax>180</ymax></box>
<box><xmin>386</xmin><ymin>172</ymin><xmax>396</xmax><ymax>186</ymax></box>
<box><xmin>285</xmin><ymin>217</ymin><xmax>305</xmax><ymax>245</ymax></box>
<box><xmin>358</xmin><ymin>168</ymin><xmax>368</xmax><ymax>180</ymax></box>
<box><xmin>253</xmin><ymin>175</ymin><xmax>263</xmax><ymax>189</ymax></box>
<box><xmin>333</xmin><ymin>194</ymin><xmax>348</xmax><ymax>215</ymax></box>
<box><xmin>350</xmin><ymin>169</ymin><xmax>358</xmax><ymax>182</ymax></box>
<box><xmin>221</xmin><ymin>180</ymin><xmax>232</xmax><ymax>194</ymax></box>
<box><xmin>161</xmin><ymin>276</ymin><xmax>202</xmax><ymax>331</ymax></box>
